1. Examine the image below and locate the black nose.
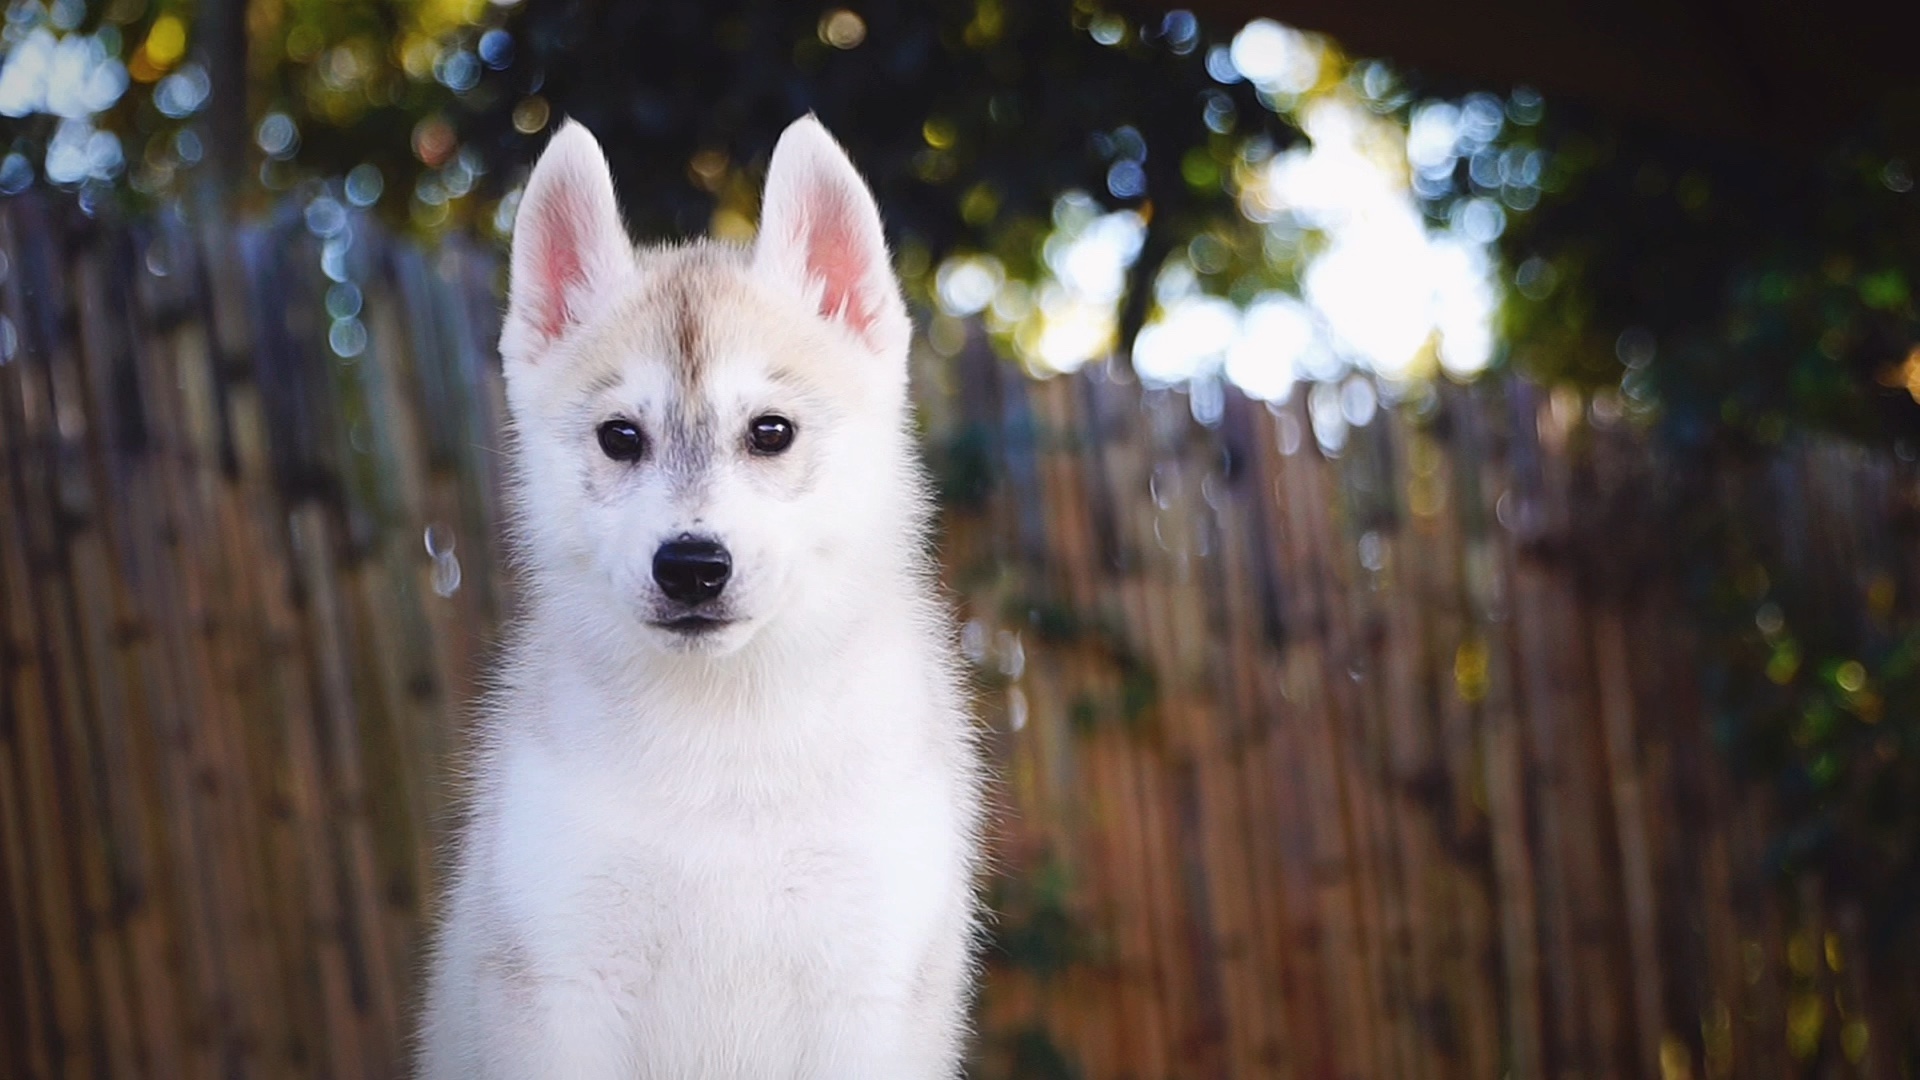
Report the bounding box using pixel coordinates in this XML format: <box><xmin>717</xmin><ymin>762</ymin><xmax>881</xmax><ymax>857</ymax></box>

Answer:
<box><xmin>652</xmin><ymin>538</ymin><xmax>731</xmax><ymax>605</ymax></box>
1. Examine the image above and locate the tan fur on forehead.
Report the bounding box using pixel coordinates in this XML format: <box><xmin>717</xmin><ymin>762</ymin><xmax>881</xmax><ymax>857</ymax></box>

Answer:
<box><xmin>561</xmin><ymin>239</ymin><xmax>838</xmax><ymax>400</ymax></box>
<box><xmin>627</xmin><ymin>242</ymin><xmax>745</xmax><ymax>388</ymax></box>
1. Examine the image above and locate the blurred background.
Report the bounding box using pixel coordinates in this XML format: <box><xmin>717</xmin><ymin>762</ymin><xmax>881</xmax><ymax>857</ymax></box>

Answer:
<box><xmin>1</xmin><ymin>0</ymin><xmax>1917</xmax><ymax>1076</ymax></box>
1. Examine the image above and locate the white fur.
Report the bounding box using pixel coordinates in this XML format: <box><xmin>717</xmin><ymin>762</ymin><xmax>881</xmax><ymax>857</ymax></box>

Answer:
<box><xmin>416</xmin><ymin>118</ymin><xmax>985</xmax><ymax>1078</ymax></box>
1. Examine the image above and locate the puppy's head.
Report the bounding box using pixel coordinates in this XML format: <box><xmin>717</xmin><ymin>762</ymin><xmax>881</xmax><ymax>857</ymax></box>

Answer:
<box><xmin>500</xmin><ymin>118</ymin><xmax>915</xmax><ymax>658</ymax></box>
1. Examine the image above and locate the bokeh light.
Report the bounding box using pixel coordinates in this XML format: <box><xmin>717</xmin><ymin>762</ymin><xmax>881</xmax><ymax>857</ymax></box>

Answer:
<box><xmin>932</xmin><ymin>16</ymin><xmax>1509</xmax><ymax>399</ymax></box>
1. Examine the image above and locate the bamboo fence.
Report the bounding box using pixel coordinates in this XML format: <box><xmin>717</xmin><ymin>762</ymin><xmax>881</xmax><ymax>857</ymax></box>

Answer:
<box><xmin>0</xmin><ymin>197</ymin><xmax>1911</xmax><ymax>1078</ymax></box>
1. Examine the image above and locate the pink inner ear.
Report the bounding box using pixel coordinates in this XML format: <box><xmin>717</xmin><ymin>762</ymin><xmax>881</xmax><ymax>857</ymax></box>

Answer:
<box><xmin>528</xmin><ymin>189</ymin><xmax>592</xmax><ymax>340</ymax></box>
<box><xmin>801</xmin><ymin>191</ymin><xmax>878</xmax><ymax>339</ymax></box>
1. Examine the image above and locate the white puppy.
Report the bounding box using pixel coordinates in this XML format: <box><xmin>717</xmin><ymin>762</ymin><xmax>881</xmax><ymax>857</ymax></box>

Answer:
<box><xmin>415</xmin><ymin>116</ymin><xmax>985</xmax><ymax>1078</ymax></box>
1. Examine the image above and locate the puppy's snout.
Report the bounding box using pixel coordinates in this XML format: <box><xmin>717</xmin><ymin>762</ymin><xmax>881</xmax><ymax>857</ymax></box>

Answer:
<box><xmin>653</xmin><ymin>537</ymin><xmax>731</xmax><ymax>605</ymax></box>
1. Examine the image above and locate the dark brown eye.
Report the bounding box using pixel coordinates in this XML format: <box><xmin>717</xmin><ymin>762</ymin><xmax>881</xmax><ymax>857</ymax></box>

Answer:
<box><xmin>597</xmin><ymin>419</ymin><xmax>647</xmax><ymax>461</ymax></box>
<box><xmin>747</xmin><ymin>414</ymin><xmax>796</xmax><ymax>455</ymax></box>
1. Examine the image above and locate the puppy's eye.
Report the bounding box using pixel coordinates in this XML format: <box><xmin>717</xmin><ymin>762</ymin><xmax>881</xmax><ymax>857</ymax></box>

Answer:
<box><xmin>747</xmin><ymin>414</ymin><xmax>796</xmax><ymax>455</ymax></box>
<box><xmin>596</xmin><ymin>419</ymin><xmax>647</xmax><ymax>462</ymax></box>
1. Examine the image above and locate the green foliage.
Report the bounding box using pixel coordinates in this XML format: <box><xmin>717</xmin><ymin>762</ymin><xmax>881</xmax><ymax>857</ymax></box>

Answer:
<box><xmin>931</xmin><ymin>421</ymin><xmax>999</xmax><ymax>511</ymax></box>
<box><xmin>1488</xmin><ymin>85</ymin><xmax>1920</xmax><ymax>996</ymax></box>
<box><xmin>0</xmin><ymin>0</ymin><xmax>515</xmax><ymax>221</ymax></box>
<box><xmin>1067</xmin><ymin>693</ymin><xmax>1100</xmax><ymax>734</ymax></box>
<box><xmin>988</xmin><ymin>853</ymin><xmax>1084</xmax><ymax>978</ymax></box>
<box><xmin>461</xmin><ymin>0</ymin><xmax>1299</xmax><ymax>348</ymax></box>
<box><xmin>1117</xmin><ymin>659</ymin><xmax>1159</xmax><ymax>726</ymax></box>
<box><xmin>1496</xmin><ymin>98</ymin><xmax>1920</xmax><ymax>447</ymax></box>
<box><xmin>1700</xmin><ymin>542</ymin><xmax>1920</xmax><ymax>967</ymax></box>
<box><xmin>1004</xmin><ymin>1028</ymin><xmax>1080</xmax><ymax>1080</ymax></box>
<box><xmin>240</xmin><ymin>0</ymin><xmax>515</xmax><ymax>227</ymax></box>
<box><xmin>2</xmin><ymin>0</ymin><xmax>1346</xmax><ymax>376</ymax></box>
<box><xmin>11</xmin><ymin>1</ymin><xmax>1523</xmax><ymax>384</ymax></box>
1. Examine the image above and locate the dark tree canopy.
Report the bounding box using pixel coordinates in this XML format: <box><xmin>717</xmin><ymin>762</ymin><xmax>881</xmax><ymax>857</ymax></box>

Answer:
<box><xmin>1496</xmin><ymin>98</ymin><xmax>1920</xmax><ymax>448</ymax></box>
<box><xmin>1</xmin><ymin>0</ymin><xmax>1322</xmax><ymax>368</ymax></box>
<box><xmin>1</xmin><ymin>0</ymin><xmax>1913</xmax><ymax>448</ymax></box>
<box><xmin>458</xmin><ymin>0</ymin><xmax>1301</xmax><ymax>354</ymax></box>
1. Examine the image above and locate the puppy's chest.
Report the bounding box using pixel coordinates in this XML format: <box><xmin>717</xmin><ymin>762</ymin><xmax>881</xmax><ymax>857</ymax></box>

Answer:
<box><xmin>492</xmin><ymin>744</ymin><xmax>951</xmax><ymax>997</ymax></box>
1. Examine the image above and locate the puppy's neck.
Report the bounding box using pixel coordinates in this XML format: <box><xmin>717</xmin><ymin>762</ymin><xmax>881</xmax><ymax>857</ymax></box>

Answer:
<box><xmin>514</xmin><ymin>573</ymin><xmax>894</xmax><ymax>752</ymax></box>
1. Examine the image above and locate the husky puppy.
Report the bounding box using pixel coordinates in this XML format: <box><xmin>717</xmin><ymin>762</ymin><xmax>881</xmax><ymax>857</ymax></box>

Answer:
<box><xmin>415</xmin><ymin>117</ymin><xmax>984</xmax><ymax>1078</ymax></box>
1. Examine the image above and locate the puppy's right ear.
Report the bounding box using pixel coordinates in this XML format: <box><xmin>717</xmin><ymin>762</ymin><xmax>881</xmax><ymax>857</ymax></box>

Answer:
<box><xmin>500</xmin><ymin>121</ymin><xmax>630</xmax><ymax>365</ymax></box>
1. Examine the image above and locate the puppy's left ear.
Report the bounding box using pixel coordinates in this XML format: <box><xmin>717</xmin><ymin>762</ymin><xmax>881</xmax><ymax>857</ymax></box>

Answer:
<box><xmin>753</xmin><ymin>116</ymin><xmax>910</xmax><ymax>359</ymax></box>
